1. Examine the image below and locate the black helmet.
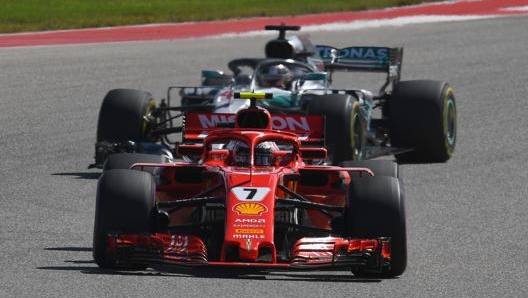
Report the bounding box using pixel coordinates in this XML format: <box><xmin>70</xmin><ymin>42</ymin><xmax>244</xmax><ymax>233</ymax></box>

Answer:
<box><xmin>232</xmin><ymin>142</ymin><xmax>250</xmax><ymax>166</ymax></box>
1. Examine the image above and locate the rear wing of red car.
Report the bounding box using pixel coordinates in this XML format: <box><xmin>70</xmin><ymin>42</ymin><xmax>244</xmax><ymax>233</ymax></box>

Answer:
<box><xmin>315</xmin><ymin>45</ymin><xmax>403</xmax><ymax>93</ymax></box>
<box><xmin>183</xmin><ymin>112</ymin><xmax>325</xmax><ymax>145</ymax></box>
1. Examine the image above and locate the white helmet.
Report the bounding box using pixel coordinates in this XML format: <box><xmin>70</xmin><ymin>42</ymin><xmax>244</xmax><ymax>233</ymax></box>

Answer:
<box><xmin>254</xmin><ymin>141</ymin><xmax>279</xmax><ymax>166</ymax></box>
<box><xmin>258</xmin><ymin>64</ymin><xmax>293</xmax><ymax>89</ymax></box>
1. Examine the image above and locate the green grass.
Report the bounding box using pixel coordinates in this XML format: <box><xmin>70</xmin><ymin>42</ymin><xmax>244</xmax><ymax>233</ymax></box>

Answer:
<box><xmin>0</xmin><ymin>0</ymin><xmax>439</xmax><ymax>34</ymax></box>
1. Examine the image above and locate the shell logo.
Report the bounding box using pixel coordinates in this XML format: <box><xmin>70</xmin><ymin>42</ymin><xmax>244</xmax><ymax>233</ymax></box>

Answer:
<box><xmin>233</xmin><ymin>203</ymin><xmax>268</xmax><ymax>216</ymax></box>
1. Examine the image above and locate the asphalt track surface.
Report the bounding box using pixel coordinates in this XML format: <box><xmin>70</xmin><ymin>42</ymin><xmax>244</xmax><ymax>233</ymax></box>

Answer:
<box><xmin>1</xmin><ymin>15</ymin><xmax>528</xmax><ymax>298</ymax></box>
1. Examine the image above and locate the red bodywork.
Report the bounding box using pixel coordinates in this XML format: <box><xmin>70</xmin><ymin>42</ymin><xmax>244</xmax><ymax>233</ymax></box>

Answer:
<box><xmin>105</xmin><ymin>105</ymin><xmax>390</xmax><ymax>272</ymax></box>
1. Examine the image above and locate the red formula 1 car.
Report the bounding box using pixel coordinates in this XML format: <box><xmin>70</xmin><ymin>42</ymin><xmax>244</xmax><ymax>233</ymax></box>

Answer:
<box><xmin>93</xmin><ymin>92</ymin><xmax>407</xmax><ymax>277</ymax></box>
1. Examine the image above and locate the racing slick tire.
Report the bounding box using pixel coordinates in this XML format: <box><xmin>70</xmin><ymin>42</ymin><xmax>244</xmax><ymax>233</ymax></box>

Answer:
<box><xmin>93</xmin><ymin>169</ymin><xmax>156</xmax><ymax>268</ymax></box>
<box><xmin>389</xmin><ymin>80</ymin><xmax>457</xmax><ymax>163</ymax></box>
<box><xmin>96</xmin><ymin>88</ymin><xmax>157</xmax><ymax>143</ymax></box>
<box><xmin>340</xmin><ymin>160</ymin><xmax>399</xmax><ymax>178</ymax></box>
<box><xmin>103</xmin><ymin>153</ymin><xmax>168</xmax><ymax>171</ymax></box>
<box><xmin>307</xmin><ymin>94</ymin><xmax>366</xmax><ymax>165</ymax></box>
<box><xmin>346</xmin><ymin>176</ymin><xmax>406</xmax><ymax>277</ymax></box>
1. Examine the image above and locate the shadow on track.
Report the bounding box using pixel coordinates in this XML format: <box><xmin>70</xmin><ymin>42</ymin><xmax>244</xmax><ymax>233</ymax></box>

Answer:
<box><xmin>51</xmin><ymin>172</ymin><xmax>100</xmax><ymax>179</ymax></box>
<box><xmin>45</xmin><ymin>246</ymin><xmax>93</xmax><ymax>252</ymax></box>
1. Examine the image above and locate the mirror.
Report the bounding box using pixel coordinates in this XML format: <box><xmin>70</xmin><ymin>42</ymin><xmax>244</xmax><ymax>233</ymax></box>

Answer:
<box><xmin>299</xmin><ymin>147</ymin><xmax>327</xmax><ymax>160</ymax></box>
<box><xmin>177</xmin><ymin>144</ymin><xmax>204</xmax><ymax>158</ymax></box>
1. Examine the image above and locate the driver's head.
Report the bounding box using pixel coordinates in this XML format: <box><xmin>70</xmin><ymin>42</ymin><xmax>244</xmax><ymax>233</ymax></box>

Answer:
<box><xmin>254</xmin><ymin>141</ymin><xmax>278</xmax><ymax>166</ymax></box>
<box><xmin>259</xmin><ymin>64</ymin><xmax>292</xmax><ymax>89</ymax></box>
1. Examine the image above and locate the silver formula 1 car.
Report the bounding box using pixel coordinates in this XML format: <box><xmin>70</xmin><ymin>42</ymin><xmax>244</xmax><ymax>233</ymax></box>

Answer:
<box><xmin>91</xmin><ymin>24</ymin><xmax>457</xmax><ymax>168</ymax></box>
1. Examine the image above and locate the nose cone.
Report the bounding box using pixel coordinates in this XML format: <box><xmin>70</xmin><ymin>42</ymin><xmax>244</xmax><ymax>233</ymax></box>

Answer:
<box><xmin>222</xmin><ymin>173</ymin><xmax>279</xmax><ymax>262</ymax></box>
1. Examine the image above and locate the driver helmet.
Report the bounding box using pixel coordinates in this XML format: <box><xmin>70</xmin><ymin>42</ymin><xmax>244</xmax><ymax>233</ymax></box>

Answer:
<box><xmin>227</xmin><ymin>140</ymin><xmax>250</xmax><ymax>166</ymax></box>
<box><xmin>259</xmin><ymin>64</ymin><xmax>293</xmax><ymax>89</ymax></box>
<box><xmin>254</xmin><ymin>141</ymin><xmax>279</xmax><ymax>166</ymax></box>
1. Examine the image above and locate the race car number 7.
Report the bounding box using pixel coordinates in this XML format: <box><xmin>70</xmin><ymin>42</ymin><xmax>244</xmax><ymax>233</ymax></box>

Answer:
<box><xmin>231</xmin><ymin>187</ymin><xmax>270</xmax><ymax>202</ymax></box>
